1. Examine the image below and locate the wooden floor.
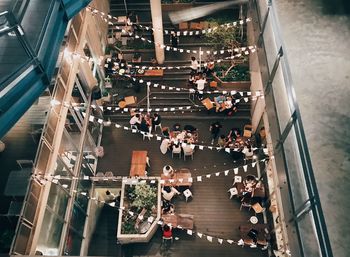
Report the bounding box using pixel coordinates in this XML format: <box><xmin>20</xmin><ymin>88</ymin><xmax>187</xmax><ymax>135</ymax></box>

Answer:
<box><xmin>89</xmin><ymin>117</ymin><xmax>267</xmax><ymax>257</ymax></box>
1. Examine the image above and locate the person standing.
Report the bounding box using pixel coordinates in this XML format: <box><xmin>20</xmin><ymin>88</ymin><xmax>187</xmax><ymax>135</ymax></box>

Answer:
<box><xmin>190</xmin><ymin>56</ymin><xmax>199</xmax><ymax>74</ymax></box>
<box><xmin>209</xmin><ymin>121</ymin><xmax>222</xmax><ymax>145</ymax></box>
<box><xmin>195</xmin><ymin>74</ymin><xmax>206</xmax><ymax>100</ymax></box>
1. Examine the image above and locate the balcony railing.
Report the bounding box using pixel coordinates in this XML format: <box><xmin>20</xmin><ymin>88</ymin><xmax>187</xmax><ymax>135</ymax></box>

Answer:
<box><xmin>249</xmin><ymin>0</ymin><xmax>333</xmax><ymax>257</ymax></box>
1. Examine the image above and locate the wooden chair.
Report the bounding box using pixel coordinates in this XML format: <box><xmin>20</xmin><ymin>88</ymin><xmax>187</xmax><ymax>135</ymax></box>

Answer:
<box><xmin>251</xmin><ymin>202</ymin><xmax>265</xmax><ymax>214</ymax></box>
<box><xmin>243</xmin><ymin>124</ymin><xmax>253</xmax><ymax>138</ymax></box>
<box><xmin>179</xmin><ymin>22</ymin><xmax>188</xmax><ymax>30</ymax></box>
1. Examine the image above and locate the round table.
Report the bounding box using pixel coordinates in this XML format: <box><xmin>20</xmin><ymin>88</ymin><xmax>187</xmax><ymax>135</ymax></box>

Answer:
<box><xmin>250</xmin><ymin>216</ymin><xmax>258</xmax><ymax>224</ymax></box>
<box><xmin>118</xmin><ymin>101</ymin><xmax>127</xmax><ymax>108</ymax></box>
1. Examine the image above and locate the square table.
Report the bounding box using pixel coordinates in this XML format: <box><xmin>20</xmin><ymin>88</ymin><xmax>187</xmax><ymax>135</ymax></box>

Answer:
<box><xmin>201</xmin><ymin>98</ymin><xmax>214</xmax><ymax>110</ymax></box>
<box><xmin>124</xmin><ymin>96</ymin><xmax>137</xmax><ymax>106</ymax></box>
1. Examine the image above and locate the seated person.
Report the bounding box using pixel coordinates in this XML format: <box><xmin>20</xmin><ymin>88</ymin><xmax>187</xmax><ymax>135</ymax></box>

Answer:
<box><xmin>162</xmin><ymin>224</ymin><xmax>173</xmax><ymax>238</ymax></box>
<box><xmin>139</xmin><ymin>117</ymin><xmax>150</xmax><ymax>133</ymax></box>
<box><xmin>163</xmin><ymin>165</ymin><xmax>174</xmax><ymax>176</ymax></box>
<box><xmin>130</xmin><ymin>114</ymin><xmax>141</xmax><ymax>129</ymax></box>
<box><xmin>228</xmin><ymin>128</ymin><xmax>241</xmax><ymax>140</ymax></box>
<box><xmin>162</xmin><ymin>187</ymin><xmax>180</xmax><ymax>201</ymax></box>
<box><xmin>160</xmin><ymin>138</ymin><xmax>171</xmax><ymax>154</ymax></box>
<box><xmin>214</xmin><ymin>95</ymin><xmax>226</xmax><ymax>112</ymax></box>
<box><xmin>182</xmin><ymin>140</ymin><xmax>194</xmax><ymax>154</ymax></box>
<box><xmin>173</xmin><ymin>123</ymin><xmax>181</xmax><ymax>131</ymax></box>
<box><xmin>151</xmin><ymin>113</ymin><xmax>161</xmax><ymax>130</ymax></box>
<box><xmin>242</xmin><ymin>146</ymin><xmax>254</xmax><ymax>159</ymax></box>
<box><xmin>247</xmin><ymin>229</ymin><xmax>259</xmax><ymax>244</ymax></box>
<box><xmin>162</xmin><ymin>200</ymin><xmax>175</xmax><ymax>214</ymax></box>
<box><xmin>217</xmin><ymin>135</ymin><xmax>227</xmax><ymax>148</ymax></box>
<box><xmin>162</xmin><ymin>127</ymin><xmax>170</xmax><ymax>138</ymax></box>
<box><xmin>184</xmin><ymin>124</ymin><xmax>197</xmax><ymax>133</ymax></box>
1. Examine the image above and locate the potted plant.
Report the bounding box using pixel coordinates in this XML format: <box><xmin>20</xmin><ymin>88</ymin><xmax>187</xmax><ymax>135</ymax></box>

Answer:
<box><xmin>117</xmin><ymin>179</ymin><xmax>161</xmax><ymax>244</ymax></box>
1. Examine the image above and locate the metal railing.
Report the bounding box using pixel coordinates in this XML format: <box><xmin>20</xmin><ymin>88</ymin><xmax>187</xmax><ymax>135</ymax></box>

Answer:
<box><xmin>250</xmin><ymin>0</ymin><xmax>333</xmax><ymax>257</ymax></box>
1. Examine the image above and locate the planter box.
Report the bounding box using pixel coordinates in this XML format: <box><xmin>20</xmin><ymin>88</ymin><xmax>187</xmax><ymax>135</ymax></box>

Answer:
<box><xmin>117</xmin><ymin>178</ymin><xmax>161</xmax><ymax>244</ymax></box>
<box><xmin>162</xmin><ymin>3</ymin><xmax>194</xmax><ymax>11</ymax></box>
<box><xmin>212</xmin><ymin>73</ymin><xmax>251</xmax><ymax>91</ymax></box>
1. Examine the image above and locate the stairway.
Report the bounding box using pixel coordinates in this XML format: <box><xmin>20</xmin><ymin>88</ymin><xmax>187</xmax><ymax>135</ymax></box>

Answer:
<box><xmin>105</xmin><ymin>0</ymin><xmax>251</xmax><ymax>121</ymax></box>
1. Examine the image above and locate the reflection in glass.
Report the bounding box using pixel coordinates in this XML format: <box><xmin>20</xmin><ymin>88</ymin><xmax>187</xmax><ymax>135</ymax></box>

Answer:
<box><xmin>47</xmin><ymin>183</ymin><xmax>69</xmax><ymax>218</ymax></box>
<box><xmin>36</xmin><ymin>209</ymin><xmax>64</xmax><ymax>255</ymax></box>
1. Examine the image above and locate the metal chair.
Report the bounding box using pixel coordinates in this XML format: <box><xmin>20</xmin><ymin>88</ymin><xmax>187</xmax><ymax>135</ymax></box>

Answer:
<box><xmin>154</xmin><ymin>123</ymin><xmax>162</xmax><ymax>132</ymax></box>
<box><xmin>183</xmin><ymin>189</ymin><xmax>193</xmax><ymax>202</ymax></box>
<box><xmin>240</xmin><ymin>198</ymin><xmax>252</xmax><ymax>211</ymax></box>
<box><xmin>172</xmin><ymin>145</ymin><xmax>181</xmax><ymax>159</ymax></box>
<box><xmin>228</xmin><ymin>187</ymin><xmax>238</xmax><ymax>199</ymax></box>
<box><xmin>183</xmin><ymin>149</ymin><xmax>194</xmax><ymax>161</ymax></box>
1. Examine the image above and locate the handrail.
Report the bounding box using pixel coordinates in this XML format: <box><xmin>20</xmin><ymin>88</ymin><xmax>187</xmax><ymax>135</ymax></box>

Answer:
<box><xmin>251</xmin><ymin>0</ymin><xmax>333</xmax><ymax>256</ymax></box>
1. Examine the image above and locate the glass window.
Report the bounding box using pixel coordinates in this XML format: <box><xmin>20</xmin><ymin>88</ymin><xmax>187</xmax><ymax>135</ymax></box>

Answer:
<box><xmin>36</xmin><ymin>209</ymin><xmax>64</xmax><ymax>256</ymax></box>
<box><xmin>298</xmin><ymin>211</ymin><xmax>322</xmax><ymax>257</ymax></box>
<box><xmin>283</xmin><ymin>126</ymin><xmax>309</xmax><ymax>209</ymax></box>
<box><xmin>47</xmin><ymin>183</ymin><xmax>69</xmax><ymax>218</ymax></box>
<box><xmin>58</xmin><ymin>129</ymin><xmax>80</xmax><ymax>172</ymax></box>
<box><xmin>63</xmin><ymin>229</ymin><xmax>82</xmax><ymax>255</ymax></box>
<box><xmin>70</xmin><ymin>204</ymin><xmax>87</xmax><ymax>234</ymax></box>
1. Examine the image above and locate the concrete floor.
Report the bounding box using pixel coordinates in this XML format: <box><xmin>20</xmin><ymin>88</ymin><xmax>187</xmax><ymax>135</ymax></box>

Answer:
<box><xmin>274</xmin><ymin>1</ymin><xmax>350</xmax><ymax>256</ymax></box>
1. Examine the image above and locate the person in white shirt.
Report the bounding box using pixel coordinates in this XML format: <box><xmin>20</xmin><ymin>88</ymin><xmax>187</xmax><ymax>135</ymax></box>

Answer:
<box><xmin>162</xmin><ymin>165</ymin><xmax>174</xmax><ymax>176</ymax></box>
<box><xmin>160</xmin><ymin>138</ymin><xmax>171</xmax><ymax>154</ymax></box>
<box><xmin>195</xmin><ymin>74</ymin><xmax>206</xmax><ymax>100</ymax></box>
<box><xmin>129</xmin><ymin>114</ymin><xmax>141</xmax><ymax>129</ymax></box>
<box><xmin>190</xmin><ymin>56</ymin><xmax>199</xmax><ymax>74</ymax></box>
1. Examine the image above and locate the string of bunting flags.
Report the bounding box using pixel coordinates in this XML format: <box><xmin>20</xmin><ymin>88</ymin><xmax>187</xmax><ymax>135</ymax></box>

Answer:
<box><xmin>120</xmin><ymin>74</ymin><xmax>263</xmax><ymax>100</ymax></box>
<box><xmin>30</xmin><ymin>173</ymin><xmax>264</xmax><ymax>249</ymax></box>
<box><xmin>82</xmin><ymin>111</ymin><xmax>266</xmax><ymax>155</ymax></box>
<box><xmin>35</xmin><ymin>159</ymin><xmax>267</xmax><ymax>183</ymax></box>
<box><xmin>86</xmin><ymin>6</ymin><xmax>252</xmax><ymax>37</ymax></box>
<box><xmin>116</xmin><ymin>49</ymin><xmax>256</xmax><ymax>71</ymax></box>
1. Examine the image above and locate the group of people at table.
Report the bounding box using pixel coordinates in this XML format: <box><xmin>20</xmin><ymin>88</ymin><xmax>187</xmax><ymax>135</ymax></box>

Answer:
<box><xmin>129</xmin><ymin>112</ymin><xmax>161</xmax><ymax>134</ymax></box>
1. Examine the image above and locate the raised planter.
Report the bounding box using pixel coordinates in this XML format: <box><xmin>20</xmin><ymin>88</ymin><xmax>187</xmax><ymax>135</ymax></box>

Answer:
<box><xmin>212</xmin><ymin>73</ymin><xmax>251</xmax><ymax>91</ymax></box>
<box><xmin>117</xmin><ymin>178</ymin><xmax>161</xmax><ymax>244</ymax></box>
<box><xmin>161</xmin><ymin>3</ymin><xmax>194</xmax><ymax>11</ymax></box>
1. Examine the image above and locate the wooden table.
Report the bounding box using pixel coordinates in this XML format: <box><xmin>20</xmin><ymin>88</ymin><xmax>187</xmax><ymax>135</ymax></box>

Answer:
<box><xmin>162</xmin><ymin>213</ymin><xmax>194</xmax><ymax>230</ymax></box>
<box><xmin>130</xmin><ymin>151</ymin><xmax>148</xmax><ymax>177</ymax></box>
<box><xmin>161</xmin><ymin>170</ymin><xmax>192</xmax><ymax>187</ymax></box>
<box><xmin>136</xmin><ymin>70</ymin><xmax>164</xmax><ymax>77</ymax></box>
<box><xmin>201</xmin><ymin>98</ymin><xmax>214</xmax><ymax>110</ymax></box>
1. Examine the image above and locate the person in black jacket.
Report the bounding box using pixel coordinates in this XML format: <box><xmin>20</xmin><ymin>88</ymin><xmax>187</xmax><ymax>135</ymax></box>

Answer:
<box><xmin>209</xmin><ymin>121</ymin><xmax>222</xmax><ymax>145</ymax></box>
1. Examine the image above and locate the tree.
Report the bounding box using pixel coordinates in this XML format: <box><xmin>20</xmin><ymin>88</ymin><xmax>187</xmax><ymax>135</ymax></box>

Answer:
<box><xmin>205</xmin><ymin>23</ymin><xmax>247</xmax><ymax>77</ymax></box>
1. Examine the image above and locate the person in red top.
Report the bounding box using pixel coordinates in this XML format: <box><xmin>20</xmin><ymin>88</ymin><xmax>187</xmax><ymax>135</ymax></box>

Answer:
<box><xmin>162</xmin><ymin>224</ymin><xmax>173</xmax><ymax>238</ymax></box>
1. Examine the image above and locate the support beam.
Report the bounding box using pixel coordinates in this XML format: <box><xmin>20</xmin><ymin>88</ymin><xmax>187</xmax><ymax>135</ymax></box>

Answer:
<box><xmin>150</xmin><ymin>0</ymin><xmax>165</xmax><ymax>64</ymax></box>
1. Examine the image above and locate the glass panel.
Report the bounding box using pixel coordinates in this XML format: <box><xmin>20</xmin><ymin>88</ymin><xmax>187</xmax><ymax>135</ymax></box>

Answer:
<box><xmin>76</xmin><ymin>159</ymin><xmax>92</xmax><ymax>211</ymax></box>
<box><xmin>88</xmin><ymin>107</ymin><xmax>102</xmax><ymax>145</ymax></box>
<box><xmin>298</xmin><ymin>211</ymin><xmax>322</xmax><ymax>257</ymax></box>
<box><xmin>36</xmin><ymin>141</ymin><xmax>51</xmax><ymax>175</ymax></box>
<box><xmin>262</xmin><ymin>17</ymin><xmax>278</xmax><ymax>70</ymax></box>
<box><xmin>54</xmin><ymin>156</ymin><xmax>73</xmax><ymax>177</ymax></box>
<box><xmin>70</xmin><ymin>204</ymin><xmax>87</xmax><ymax>234</ymax></box>
<box><xmin>0</xmin><ymin>35</ymin><xmax>31</xmax><ymax>86</ymax></box>
<box><xmin>283</xmin><ymin>126</ymin><xmax>309</xmax><ymax>209</ymax></box>
<box><xmin>20</xmin><ymin>0</ymin><xmax>55</xmax><ymax>51</ymax></box>
<box><xmin>12</xmin><ymin>223</ymin><xmax>31</xmax><ymax>254</ymax></box>
<box><xmin>272</xmin><ymin>64</ymin><xmax>292</xmax><ymax>131</ymax></box>
<box><xmin>82</xmin><ymin>132</ymin><xmax>97</xmax><ymax>170</ymax></box>
<box><xmin>63</xmin><ymin>229</ymin><xmax>82</xmax><ymax>255</ymax></box>
<box><xmin>59</xmin><ymin>129</ymin><xmax>80</xmax><ymax>172</ymax></box>
<box><xmin>36</xmin><ymin>209</ymin><xmax>64</xmax><ymax>256</ymax></box>
<box><xmin>44</xmin><ymin>108</ymin><xmax>60</xmax><ymax>145</ymax></box>
<box><xmin>47</xmin><ymin>183</ymin><xmax>69</xmax><ymax>218</ymax></box>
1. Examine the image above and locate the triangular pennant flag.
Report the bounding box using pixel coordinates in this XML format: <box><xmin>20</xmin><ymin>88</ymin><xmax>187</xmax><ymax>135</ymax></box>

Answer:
<box><xmin>156</xmin><ymin>136</ymin><xmax>162</xmax><ymax>141</ymax></box>
<box><xmin>243</xmin><ymin>165</ymin><xmax>248</xmax><ymax>172</ymax></box>
<box><xmin>218</xmin><ymin>238</ymin><xmax>223</xmax><ymax>244</ymax></box>
<box><xmin>197</xmin><ymin>176</ymin><xmax>202</xmax><ymax>182</ymax></box>
<box><xmin>208</xmin><ymin>146</ymin><xmax>213</xmax><ymax>150</ymax></box>
<box><xmin>187</xmin><ymin>229</ymin><xmax>193</xmax><ymax>235</ymax></box>
<box><xmin>207</xmin><ymin>236</ymin><xmax>213</xmax><ymax>242</ymax></box>
<box><xmin>234</xmin><ymin>168</ymin><xmax>239</xmax><ymax>174</ymax></box>
<box><xmin>225</xmin><ymin>148</ymin><xmax>231</xmax><ymax>153</ymax></box>
<box><xmin>224</xmin><ymin>170</ymin><xmax>230</xmax><ymax>176</ymax></box>
<box><xmin>215</xmin><ymin>172</ymin><xmax>220</xmax><ymax>176</ymax></box>
<box><xmin>252</xmin><ymin>162</ymin><xmax>257</xmax><ymax>168</ymax></box>
<box><xmin>206</xmin><ymin>174</ymin><xmax>211</xmax><ymax>178</ymax></box>
<box><xmin>197</xmin><ymin>232</ymin><xmax>203</xmax><ymax>238</ymax></box>
<box><xmin>227</xmin><ymin>239</ymin><xmax>234</xmax><ymax>244</ymax></box>
<box><xmin>237</xmin><ymin>239</ymin><xmax>244</xmax><ymax>246</ymax></box>
<box><xmin>199</xmin><ymin>145</ymin><xmax>204</xmax><ymax>150</ymax></box>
